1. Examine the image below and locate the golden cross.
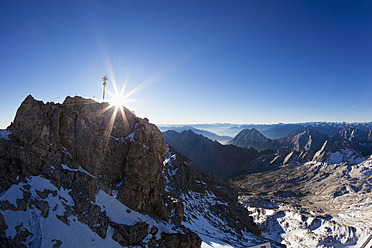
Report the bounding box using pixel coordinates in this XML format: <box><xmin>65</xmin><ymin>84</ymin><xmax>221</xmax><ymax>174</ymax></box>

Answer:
<box><xmin>102</xmin><ymin>76</ymin><xmax>108</xmax><ymax>102</ymax></box>
<box><xmin>102</xmin><ymin>76</ymin><xmax>108</xmax><ymax>86</ymax></box>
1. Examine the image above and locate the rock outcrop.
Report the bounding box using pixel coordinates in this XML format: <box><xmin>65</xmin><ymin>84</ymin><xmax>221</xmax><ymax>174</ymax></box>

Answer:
<box><xmin>277</xmin><ymin>129</ymin><xmax>328</xmax><ymax>152</ymax></box>
<box><xmin>312</xmin><ymin>140</ymin><xmax>364</xmax><ymax>164</ymax></box>
<box><xmin>0</xmin><ymin>95</ymin><xmax>201</xmax><ymax>247</ymax></box>
<box><xmin>333</xmin><ymin>127</ymin><xmax>372</xmax><ymax>156</ymax></box>
<box><xmin>9</xmin><ymin>95</ymin><xmax>167</xmax><ymax>217</ymax></box>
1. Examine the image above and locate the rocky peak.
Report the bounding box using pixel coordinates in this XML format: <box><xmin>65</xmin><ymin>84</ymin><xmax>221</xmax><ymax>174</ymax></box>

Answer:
<box><xmin>8</xmin><ymin>95</ymin><xmax>167</xmax><ymax>217</ymax></box>
<box><xmin>312</xmin><ymin>140</ymin><xmax>364</xmax><ymax>164</ymax></box>
<box><xmin>335</xmin><ymin>127</ymin><xmax>372</xmax><ymax>143</ymax></box>
<box><xmin>0</xmin><ymin>95</ymin><xmax>207</xmax><ymax>247</ymax></box>
<box><xmin>333</xmin><ymin>127</ymin><xmax>372</xmax><ymax>156</ymax></box>
<box><xmin>233</xmin><ymin>128</ymin><xmax>270</xmax><ymax>144</ymax></box>
<box><xmin>279</xmin><ymin>129</ymin><xmax>328</xmax><ymax>152</ymax></box>
<box><xmin>229</xmin><ymin>128</ymin><xmax>272</xmax><ymax>150</ymax></box>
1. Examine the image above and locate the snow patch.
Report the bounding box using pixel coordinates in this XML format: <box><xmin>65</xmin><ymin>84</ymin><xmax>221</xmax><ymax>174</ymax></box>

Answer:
<box><xmin>94</xmin><ymin>190</ymin><xmax>178</xmax><ymax>234</ymax></box>
<box><xmin>61</xmin><ymin>164</ymin><xmax>97</xmax><ymax>178</ymax></box>
<box><xmin>0</xmin><ymin>129</ymin><xmax>11</xmax><ymax>141</ymax></box>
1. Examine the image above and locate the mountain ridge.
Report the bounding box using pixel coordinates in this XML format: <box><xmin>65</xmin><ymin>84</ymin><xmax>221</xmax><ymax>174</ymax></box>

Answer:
<box><xmin>0</xmin><ymin>95</ymin><xmax>271</xmax><ymax>247</ymax></box>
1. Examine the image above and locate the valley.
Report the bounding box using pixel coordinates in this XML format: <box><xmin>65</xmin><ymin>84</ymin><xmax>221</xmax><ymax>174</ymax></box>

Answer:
<box><xmin>162</xmin><ymin>123</ymin><xmax>372</xmax><ymax>247</ymax></box>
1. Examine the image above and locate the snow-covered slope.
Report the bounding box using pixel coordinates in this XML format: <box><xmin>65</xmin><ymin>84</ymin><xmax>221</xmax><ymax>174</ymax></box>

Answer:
<box><xmin>0</xmin><ymin>175</ymin><xmax>197</xmax><ymax>247</ymax></box>
<box><xmin>0</xmin><ymin>146</ymin><xmax>274</xmax><ymax>248</ymax></box>
<box><xmin>161</xmin><ymin>148</ymin><xmax>282</xmax><ymax>248</ymax></box>
<box><xmin>231</xmin><ymin>154</ymin><xmax>372</xmax><ymax>247</ymax></box>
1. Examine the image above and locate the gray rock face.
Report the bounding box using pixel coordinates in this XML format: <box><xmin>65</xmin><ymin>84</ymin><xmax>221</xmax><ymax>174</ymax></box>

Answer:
<box><xmin>110</xmin><ymin>222</ymin><xmax>149</xmax><ymax>246</ymax></box>
<box><xmin>0</xmin><ymin>95</ymin><xmax>200</xmax><ymax>247</ymax></box>
<box><xmin>9</xmin><ymin>95</ymin><xmax>166</xmax><ymax>216</ymax></box>
<box><xmin>158</xmin><ymin>232</ymin><xmax>202</xmax><ymax>248</ymax></box>
<box><xmin>34</xmin><ymin>199</ymin><xmax>49</xmax><ymax>218</ymax></box>
<box><xmin>312</xmin><ymin>140</ymin><xmax>364</xmax><ymax>164</ymax></box>
<box><xmin>278</xmin><ymin>129</ymin><xmax>328</xmax><ymax>152</ymax></box>
<box><xmin>333</xmin><ymin>127</ymin><xmax>372</xmax><ymax>156</ymax></box>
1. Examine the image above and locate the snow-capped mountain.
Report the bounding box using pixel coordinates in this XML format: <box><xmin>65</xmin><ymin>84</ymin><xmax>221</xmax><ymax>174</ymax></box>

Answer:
<box><xmin>0</xmin><ymin>95</ymin><xmax>273</xmax><ymax>247</ymax></box>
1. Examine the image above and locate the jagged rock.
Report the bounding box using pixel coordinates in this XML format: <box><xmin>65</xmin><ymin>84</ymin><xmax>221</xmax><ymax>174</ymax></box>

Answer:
<box><xmin>0</xmin><ymin>201</ymin><xmax>17</xmax><ymax>211</ymax></box>
<box><xmin>16</xmin><ymin>199</ymin><xmax>27</xmax><ymax>211</ymax></box>
<box><xmin>0</xmin><ymin>233</ymin><xmax>17</xmax><ymax>248</ymax></box>
<box><xmin>52</xmin><ymin>239</ymin><xmax>62</xmax><ymax>248</ymax></box>
<box><xmin>77</xmin><ymin>204</ymin><xmax>109</xmax><ymax>239</ymax></box>
<box><xmin>297</xmin><ymin>150</ymin><xmax>314</xmax><ymax>163</ymax></box>
<box><xmin>163</xmin><ymin>197</ymin><xmax>184</xmax><ymax>225</ymax></box>
<box><xmin>277</xmin><ymin>129</ymin><xmax>328</xmax><ymax>152</ymax></box>
<box><xmin>312</xmin><ymin>140</ymin><xmax>363</xmax><ymax>164</ymax></box>
<box><xmin>283</xmin><ymin>151</ymin><xmax>299</xmax><ymax>165</ymax></box>
<box><xmin>0</xmin><ymin>213</ymin><xmax>7</xmax><ymax>234</ymax></box>
<box><xmin>13</xmin><ymin>224</ymin><xmax>31</xmax><ymax>247</ymax></box>
<box><xmin>0</xmin><ymin>95</ymin><xmax>214</xmax><ymax>246</ymax></box>
<box><xmin>333</xmin><ymin>127</ymin><xmax>372</xmax><ymax>156</ymax></box>
<box><xmin>34</xmin><ymin>199</ymin><xmax>49</xmax><ymax>218</ymax></box>
<box><xmin>36</xmin><ymin>189</ymin><xmax>57</xmax><ymax>199</ymax></box>
<box><xmin>110</xmin><ymin>222</ymin><xmax>149</xmax><ymax>246</ymax></box>
<box><xmin>8</xmin><ymin>95</ymin><xmax>167</xmax><ymax>219</ymax></box>
<box><xmin>56</xmin><ymin>214</ymin><xmax>70</xmax><ymax>226</ymax></box>
<box><xmin>150</xmin><ymin>226</ymin><xmax>158</xmax><ymax>235</ymax></box>
<box><xmin>157</xmin><ymin>232</ymin><xmax>202</xmax><ymax>248</ymax></box>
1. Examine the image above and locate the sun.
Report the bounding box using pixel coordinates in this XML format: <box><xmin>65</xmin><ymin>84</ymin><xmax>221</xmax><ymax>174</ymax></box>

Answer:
<box><xmin>109</xmin><ymin>93</ymin><xmax>127</xmax><ymax>107</ymax></box>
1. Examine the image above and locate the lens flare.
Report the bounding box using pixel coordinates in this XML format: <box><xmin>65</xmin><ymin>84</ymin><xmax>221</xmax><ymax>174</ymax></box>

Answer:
<box><xmin>108</xmin><ymin>92</ymin><xmax>127</xmax><ymax>107</ymax></box>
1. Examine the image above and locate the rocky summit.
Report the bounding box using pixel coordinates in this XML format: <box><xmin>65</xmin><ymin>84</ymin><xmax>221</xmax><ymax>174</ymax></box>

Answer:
<box><xmin>0</xmin><ymin>95</ymin><xmax>272</xmax><ymax>248</ymax></box>
<box><xmin>0</xmin><ymin>95</ymin><xmax>199</xmax><ymax>247</ymax></box>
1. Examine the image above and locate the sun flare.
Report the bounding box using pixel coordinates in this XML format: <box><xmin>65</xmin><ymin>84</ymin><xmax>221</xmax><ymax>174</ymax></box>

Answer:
<box><xmin>109</xmin><ymin>93</ymin><xmax>127</xmax><ymax>107</ymax></box>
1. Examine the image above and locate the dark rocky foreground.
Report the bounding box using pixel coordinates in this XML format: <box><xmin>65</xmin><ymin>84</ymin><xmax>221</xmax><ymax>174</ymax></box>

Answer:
<box><xmin>0</xmin><ymin>95</ymin><xmax>263</xmax><ymax>247</ymax></box>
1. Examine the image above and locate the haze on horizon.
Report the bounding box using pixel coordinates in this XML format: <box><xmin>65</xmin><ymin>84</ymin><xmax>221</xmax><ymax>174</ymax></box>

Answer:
<box><xmin>1</xmin><ymin>0</ymin><xmax>371</xmax><ymax>129</ymax></box>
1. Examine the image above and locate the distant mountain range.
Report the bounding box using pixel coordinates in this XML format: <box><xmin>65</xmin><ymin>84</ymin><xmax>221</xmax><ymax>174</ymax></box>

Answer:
<box><xmin>229</xmin><ymin>128</ymin><xmax>329</xmax><ymax>152</ymax></box>
<box><xmin>159</xmin><ymin>122</ymin><xmax>372</xmax><ymax>140</ymax></box>
<box><xmin>158</xmin><ymin>125</ymin><xmax>232</xmax><ymax>143</ymax></box>
<box><xmin>163</xmin><ymin>124</ymin><xmax>372</xmax><ymax>179</ymax></box>
<box><xmin>162</xmin><ymin>130</ymin><xmax>258</xmax><ymax>178</ymax></box>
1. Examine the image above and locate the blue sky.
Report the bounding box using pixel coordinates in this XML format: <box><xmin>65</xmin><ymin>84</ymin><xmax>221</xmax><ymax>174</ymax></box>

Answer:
<box><xmin>0</xmin><ymin>0</ymin><xmax>371</xmax><ymax>128</ymax></box>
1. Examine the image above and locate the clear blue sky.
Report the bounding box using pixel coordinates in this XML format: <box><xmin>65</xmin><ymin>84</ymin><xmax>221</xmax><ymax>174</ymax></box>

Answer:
<box><xmin>1</xmin><ymin>0</ymin><xmax>371</xmax><ymax>128</ymax></box>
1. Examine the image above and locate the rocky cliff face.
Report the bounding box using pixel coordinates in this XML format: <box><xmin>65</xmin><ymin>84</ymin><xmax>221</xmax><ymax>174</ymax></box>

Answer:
<box><xmin>9</xmin><ymin>95</ymin><xmax>167</xmax><ymax>217</ymax></box>
<box><xmin>277</xmin><ymin>129</ymin><xmax>328</xmax><ymax>152</ymax></box>
<box><xmin>333</xmin><ymin>127</ymin><xmax>372</xmax><ymax>156</ymax></box>
<box><xmin>0</xmin><ymin>95</ymin><xmax>202</xmax><ymax>247</ymax></box>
